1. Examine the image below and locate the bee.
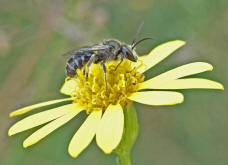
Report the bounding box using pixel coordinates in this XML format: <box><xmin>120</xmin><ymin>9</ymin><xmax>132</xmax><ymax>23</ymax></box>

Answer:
<box><xmin>64</xmin><ymin>22</ymin><xmax>152</xmax><ymax>88</ymax></box>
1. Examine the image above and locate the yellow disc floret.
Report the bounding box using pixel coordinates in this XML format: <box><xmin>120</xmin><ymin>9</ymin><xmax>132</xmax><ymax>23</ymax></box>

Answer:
<box><xmin>66</xmin><ymin>60</ymin><xmax>144</xmax><ymax>113</ymax></box>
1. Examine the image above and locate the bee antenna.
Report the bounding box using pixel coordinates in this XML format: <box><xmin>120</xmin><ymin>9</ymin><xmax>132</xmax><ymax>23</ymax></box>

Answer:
<box><xmin>131</xmin><ymin>21</ymin><xmax>144</xmax><ymax>47</ymax></box>
<box><xmin>131</xmin><ymin>37</ymin><xmax>153</xmax><ymax>49</ymax></box>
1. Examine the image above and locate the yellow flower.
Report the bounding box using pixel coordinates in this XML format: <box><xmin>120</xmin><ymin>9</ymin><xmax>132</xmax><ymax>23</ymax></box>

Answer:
<box><xmin>8</xmin><ymin>40</ymin><xmax>224</xmax><ymax>158</ymax></box>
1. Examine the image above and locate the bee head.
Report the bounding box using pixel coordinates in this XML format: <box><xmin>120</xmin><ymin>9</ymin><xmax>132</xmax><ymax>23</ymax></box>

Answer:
<box><xmin>121</xmin><ymin>45</ymin><xmax>137</xmax><ymax>62</ymax></box>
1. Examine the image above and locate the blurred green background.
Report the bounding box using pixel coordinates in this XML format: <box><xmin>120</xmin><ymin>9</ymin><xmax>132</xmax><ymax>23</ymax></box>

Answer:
<box><xmin>0</xmin><ymin>0</ymin><xmax>227</xmax><ymax>165</ymax></box>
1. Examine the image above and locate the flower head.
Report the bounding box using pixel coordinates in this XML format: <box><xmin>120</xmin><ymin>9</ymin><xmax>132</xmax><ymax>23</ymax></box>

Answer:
<box><xmin>62</xmin><ymin>59</ymin><xmax>144</xmax><ymax>113</ymax></box>
<box><xmin>8</xmin><ymin>40</ymin><xmax>224</xmax><ymax>158</ymax></box>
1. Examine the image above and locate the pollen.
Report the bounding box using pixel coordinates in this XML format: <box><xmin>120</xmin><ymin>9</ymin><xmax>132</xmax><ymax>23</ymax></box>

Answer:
<box><xmin>66</xmin><ymin>60</ymin><xmax>144</xmax><ymax>113</ymax></box>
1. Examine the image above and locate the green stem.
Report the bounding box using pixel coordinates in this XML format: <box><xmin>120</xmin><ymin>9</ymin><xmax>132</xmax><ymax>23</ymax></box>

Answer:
<box><xmin>115</xmin><ymin>103</ymin><xmax>139</xmax><ymax>165</ymax></box>
<box><xmin>118</xmin><ymin>152</ymin><xmax>131</xmax><ymax>165</ymax></box>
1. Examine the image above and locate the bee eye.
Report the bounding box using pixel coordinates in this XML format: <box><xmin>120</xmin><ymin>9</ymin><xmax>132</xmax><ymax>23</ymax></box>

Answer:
<box><xmin>126</xmin><ymin>50</ymin><xmax>132</xmax><ymax>56</ymax></box>
<box><xmin>122</xmin><ymin>45</ymin><xmax>137</xmax><ymax>62</ymax></box>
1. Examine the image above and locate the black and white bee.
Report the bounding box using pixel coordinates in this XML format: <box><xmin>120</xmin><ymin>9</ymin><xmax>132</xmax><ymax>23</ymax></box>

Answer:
<box><xmin>64</xmin><ymin>22</ymin><xmax>152</xmax><ymax>87</ymax></box>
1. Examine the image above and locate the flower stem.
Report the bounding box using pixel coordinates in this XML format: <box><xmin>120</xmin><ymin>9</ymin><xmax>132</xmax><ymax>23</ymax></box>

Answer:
<box><xmin>115</xmin><ymin>103</ymin><xmax>139</xmax><ymax>165</ymax></box>
<box><xmin>118</xmin><ymin>152</ymin><xmax>131</xmax><ymax>165</ymax></box>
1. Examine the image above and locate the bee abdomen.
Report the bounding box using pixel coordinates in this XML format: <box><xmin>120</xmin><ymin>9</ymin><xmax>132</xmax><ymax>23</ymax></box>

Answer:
<box><xmin>66</xmin><ymin>52</ymin><xmax>92</xmax><ymax>77</ymax></box>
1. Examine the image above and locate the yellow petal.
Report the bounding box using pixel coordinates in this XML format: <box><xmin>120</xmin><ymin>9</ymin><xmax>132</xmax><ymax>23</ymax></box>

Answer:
<box><xmin>23</xmin><ymin>111</ymin><xmax>81</xmax><ymax>148</ymax></box>
<box><xmin>136</xmin><ymin>40</ymin><xmax>186</xmax><ymax>73</ymax></box>
<box><xmin>96</xmin><ymin>104</ymin><xmax>124</xmax><ymax>154</ymax></box>
<box><xmin>60</xmin><ymin>79</ymin><xmax>77</xmax><ymax>95</ymax></box>
<box><xmin>139</xmin><ymin>78</ymin><xmax>224</xmax><ymax>90</ymax></box>
<box><xmin>9</xmin><ymin>98</ymin><xmax>74</xmax><ymax>117</ymax></box>
<box><xmin>128</xmin><ymin>91</ymin><xmax>184</xmax><ymax>105</ymax></box>
<box><xmin>141</xmin><ymin>62</ymin><xmax>213</xmax><ymax>88</ymax></box>
<box><xmin>68</xmin><ymin>111</ymin><xmax>102</xmax><ymax>158</ymax></box>
<box><xmin>8</xmin><ymin>103</ymin><xmax>83</xmax><ymax>136</ymax></box>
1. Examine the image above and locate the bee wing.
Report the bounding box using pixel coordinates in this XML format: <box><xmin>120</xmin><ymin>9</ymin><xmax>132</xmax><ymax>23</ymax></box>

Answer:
<box><xmin>83</xmin><ymin>44</ymin><xmax>111</xmax><ymax>51</ymax></box>
<box><xmin>62</xmin><ymin>49</ymin><xmax>84</xmax><ymax>58</ymax></box>
<box><xmin>63</xmin><ymin>45</ymin><xmax>111</xmax><ymax>57</ymax></box>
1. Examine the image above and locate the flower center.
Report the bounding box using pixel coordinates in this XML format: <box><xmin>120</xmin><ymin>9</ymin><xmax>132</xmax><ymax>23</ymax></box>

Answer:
<box><xmin>67</xmin><ymin>60</ymin><xmax>144</xmax><ymax>113</ymax></box>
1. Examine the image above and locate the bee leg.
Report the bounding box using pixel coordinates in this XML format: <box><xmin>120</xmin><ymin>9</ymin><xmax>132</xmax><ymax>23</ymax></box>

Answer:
<box><xmin>101</xmin><ymin>62</ymin><xmax>107</xmax><ymax>89</ymax></box>
<box><xmin>115</xmin><ymin>56</ymin><xmax>124</xmax><ymax>71</ymax></box>
<box><xmin>85</xmin><ymin>54</ymin><xmax>96</xmax><ymax>80</ymax></box>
